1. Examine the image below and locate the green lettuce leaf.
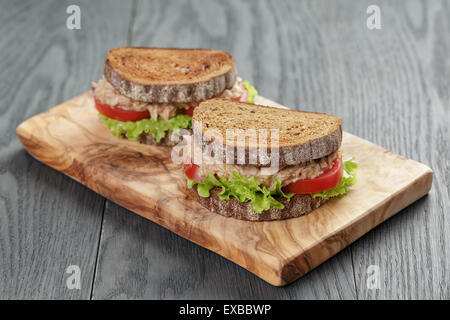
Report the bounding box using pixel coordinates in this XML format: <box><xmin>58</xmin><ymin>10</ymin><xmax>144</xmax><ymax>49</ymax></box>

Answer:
<box><xmin>243</xmin><ymin>81</ymin><xmax>258</xmax><ymax>104</ymax></box>
<box><xmin>186</xmin><ymin>171</ymin><xmax>293</xmax><ymax>213</ymax></box>
<box><xmin>312</xmin><ymin>157</ymin><xmax>358</xmax><ymax>200</ymax></box>
<box><xmin>187</xmin><ymin>157</ymin><xmax>357</xmax><ymax>213</ymax></box>
<box><xmin>99</xmin><ymin>113</ymin><xmax>192</xmax><ymax>142</ymax></box>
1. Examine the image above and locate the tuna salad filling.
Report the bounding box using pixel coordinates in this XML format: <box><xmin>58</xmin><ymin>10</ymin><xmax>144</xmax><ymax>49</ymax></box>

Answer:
<box><xmin>92</xmin><ymin>76</ymin><xmax>255</xmax><ymax>120</ymax></box>
<box><xmin>196</xmin><ymin>151</ymin><xmax>339</xmax><ymax>189</ymax></box>
<box><xmin>92</xmin><ymin>77</ymin><xmax>257</xmax><ymax>142</ymax></box>
<box><xmin>92</xmin><ymin>77</ymin><xmax>184</xmax><ymax>120</ymax></box>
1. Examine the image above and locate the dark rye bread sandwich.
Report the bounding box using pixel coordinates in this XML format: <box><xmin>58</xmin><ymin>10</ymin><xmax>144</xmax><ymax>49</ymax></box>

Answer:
<box><xmin>183</xmin><ymin>99</ymin><xmax>358</xmax><ymax>221</ymax></box>
<box><xmin>92</xmin><ymin>47</ymin><xmax>258</xmax><ymax>146</ymax></box>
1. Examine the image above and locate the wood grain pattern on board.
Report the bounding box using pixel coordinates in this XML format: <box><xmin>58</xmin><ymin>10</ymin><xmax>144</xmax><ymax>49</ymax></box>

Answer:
<box><xmin>16</xmin><ymin>92</ymin><xmax>433</xmax><ymax>286</ymax></box>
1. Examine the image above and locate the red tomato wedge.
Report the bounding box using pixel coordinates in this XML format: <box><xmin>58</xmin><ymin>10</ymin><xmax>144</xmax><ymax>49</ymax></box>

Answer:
<box><xmin>183</xmin><ymin>161</ymin><xmax>203</xmax><ymax>182</ymax></box>
<box><xmin>181</xmin><ymin>102</ymin><xmax>198</xmax><ymax>117</ymax></box>
<box><xmin>94</xmin><ymin>97</ymin><xmax>150</xmax><ymax>122</ymax></box>
<box><xmin>233</xmin><ymin>83</ymin><xmax>249</xmax><ymax>102</ymax></box>
<box><xmin>284</xmin><ymin>156</ymin><xmax>343</xmax><ymax>194</ymax></box>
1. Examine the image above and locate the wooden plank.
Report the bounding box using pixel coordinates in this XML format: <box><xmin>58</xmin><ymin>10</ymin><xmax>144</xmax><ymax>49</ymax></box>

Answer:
<box><xmin>0</xmin><ymin>0</ymin><xmax>133</xmax><ymax>299</ymax></box>
<box><xmin>16</xmin><ymin>92</ymin><xmax>432</xmax><ymax>287</ymax></box>
<box><xmin>94</xmin><ymin>0</ymin><xmax>358</xmax><ymax>298</ymax></box>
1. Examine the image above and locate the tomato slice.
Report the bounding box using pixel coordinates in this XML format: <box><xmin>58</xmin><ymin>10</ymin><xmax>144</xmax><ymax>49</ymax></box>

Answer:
<box><xmin>94</xmin><ymin>97</ymin><xmax>150</xmax><ymax>122</ymax></box>
<box><xmin>183</xmin><ymin>160</ymin><xmax>203</xmax><ymax>182</ymax></box>
<box><xmin>181</xmin><ymin>102</ymin><xmax>198</xmax><ymax>117</ymax></box>
<box><xmin>284</xmin><ymin>156</ymin><xmax>343</xmax><ymax>194</ymax></box>
<box><xmin>233</xmin><ymin>83</ymin><xmax>249</xmax><ymax>102</ymax></box>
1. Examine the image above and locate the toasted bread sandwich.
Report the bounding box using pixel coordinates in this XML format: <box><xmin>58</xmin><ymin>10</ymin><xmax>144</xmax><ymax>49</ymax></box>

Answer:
<box><xmin>183</xmin><ymin>99</ymin><xmax>357</xmax><ymax>221</ymax></box>
<box><xmin>92</xmin><ymin>47</ymin><xmax>257</xmax><ymax>146</ymax></box>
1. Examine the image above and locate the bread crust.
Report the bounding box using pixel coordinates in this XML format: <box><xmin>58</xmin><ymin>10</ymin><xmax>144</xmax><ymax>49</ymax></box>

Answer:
<box><xmin>137</xmin><ymin>132</ymin><xmax>179</xmax><ymax>146</ymax></box>
<box><xmin>104</xmin><ymin>48</ymin><xmax>237</xmax><ymax>103</ymax></box>
<box><xmin>189</xmin><ymin>185</ymin><xmax>327</xmax><ymax>221</ymax></box>
<box><xmin>195</xmin><ymin>126</ymin><xmax>342</xmax><ymax>167</ymax></box>
<box><xmin>117</xmin><ymin>129</ymin><xmax>192</xmax><ymax>146</ymax></box>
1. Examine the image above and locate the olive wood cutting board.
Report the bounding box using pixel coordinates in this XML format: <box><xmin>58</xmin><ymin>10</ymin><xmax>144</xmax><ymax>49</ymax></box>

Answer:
<box><xmin>16</xmin><ymin>92</ymin><xmax>433</xmax><ymax>286</ymax></box>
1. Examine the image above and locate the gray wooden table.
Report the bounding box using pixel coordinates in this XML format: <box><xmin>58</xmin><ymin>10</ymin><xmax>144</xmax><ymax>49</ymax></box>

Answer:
<box><xmin>0</xmin><ymin>0</ymin><xmax>448</xmax><ymax>300</ymax></box>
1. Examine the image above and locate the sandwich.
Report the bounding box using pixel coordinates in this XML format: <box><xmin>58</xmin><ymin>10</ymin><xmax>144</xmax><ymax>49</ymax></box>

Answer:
<box><xmin>91</xmin><ymin>47</ymin><xmax>257</xmax><ymax>146</ymax></box>
<box><xmin>183</xmin><ymin>99</ymin><xmax>357</xmax><ymax>221</ymax></box>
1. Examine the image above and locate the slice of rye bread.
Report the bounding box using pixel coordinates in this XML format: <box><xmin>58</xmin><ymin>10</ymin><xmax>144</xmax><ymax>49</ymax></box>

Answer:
<box><xmin>137</xmin><ymin>132</ymin><xmax>178</xmax><ymax>146</ymax></box>
<box><xmin>189</xmin><ymin>185</ymin><xmax>327</xmax><ymax>221</ymax></box>
<box><xmin>104</xmin><ymin>47</ymin><xmax>237</xmax><ymax>104</ymax></box>
<box><xmin>117</xmin><ymin>129</ymin><xmax>192</xmax><ymax>147</ymax></box>
<box><xmin>192</xmin><ymin>99</ymin><xmax>342</xmax><ymax>167</ymax></box>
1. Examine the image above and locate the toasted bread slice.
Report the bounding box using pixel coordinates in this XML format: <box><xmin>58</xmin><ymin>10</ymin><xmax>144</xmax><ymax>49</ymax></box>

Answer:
<box><xmin>104</xmin><ymin>47</ymin><xmax>237</xmax><ymax>103</ymax></box>
<box><xmin>189</xmin><ymin>186</ymin><xmax>327</xmax><ymax>221</ymax></box>
<box><xmin>137</xmin><ymin>131</ymin><xmax>182</xmax><ymax>147</ymax></box>
<box><xmin>192</xmin><ymin>99</ymin><xmax>342</xmax><ymax>167</ymax></box>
